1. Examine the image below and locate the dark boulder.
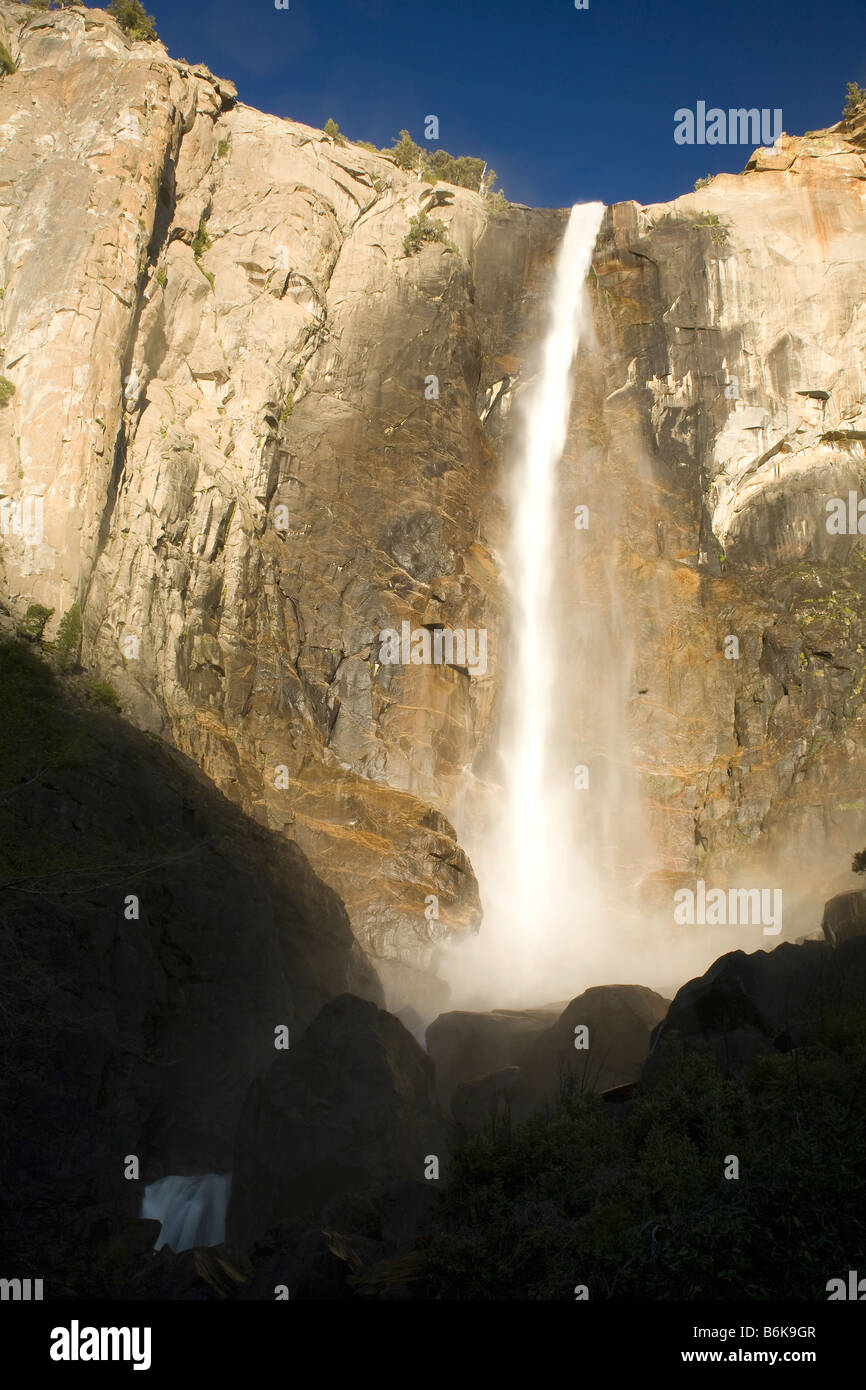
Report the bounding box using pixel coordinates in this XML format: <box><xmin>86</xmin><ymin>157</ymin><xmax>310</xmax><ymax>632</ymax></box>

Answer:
<box><xmin>228</xmin><ymin>994</ymin><xmax>451</xmax><ymax>1249</ymax></box>
<box><xmin>425</xmin><ymin>1004</ymin><xmax>563</xmax><ymax>1104</ymax></box>
<box><xmin>520</xmin><ymin>985</ymin><xmax>670</xmax><ymax>1098</ymax></box>
<box><xmin>444</xmin><ymin>985</ymin><xmax>669</xmax><ymax>1128</ymax></box>
<box><xmin>643</xmin><ymin>935</ymin><xmax>866</xmax><ymax>1080</ymax></box>
<box><xmin>822</xmin><ymin>889</ymin><xmax>866</xmax><ymax>945</ymax></box>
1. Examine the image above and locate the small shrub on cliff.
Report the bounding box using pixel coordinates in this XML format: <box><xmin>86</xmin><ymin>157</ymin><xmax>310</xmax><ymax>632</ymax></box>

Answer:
<box><xmin>843</xmin><ymin>82</ymin><xmax>866</xmax><ymax>122</ymax></box>
<box><xmin>107</xmin><ymin>0</ymin><xmax>158</xmax><ymax>42</ymax></box>
<box><xmin>18</xmin><ymin>604</ymin><xmax>54</xmax><ymax>644</ymax></box>
<box><xmin>324</xmin><ymin>117</ymin><xmax>347</xmax><ymax>147</ymax></box>
<box><xmin>403</xmin><ymin>210</ymin><xmax>456</xmax><ymax>257</ymax></box>
<box><xmin>90</xmin><ymin>679</ymin><xmax>120</xmax><ymax>711</ymax></box>
<box><xmin>693</xmin><ymin>174</ymin><xmax>712</xmax><ymax>190</ymax></box>
<box><xmin>0</xmin><ymin>42</ymin><xmax>16</xmax><ymax>76</ymax></box>
<box><xmin>0</xmin><ymin>377</ymin><xmax>15</xmax><ymax>406</ymax></box>
<box><xmin>426</xmin><ymin>149</ymin><xmax>500</xmax><ymax>197</ymax></box>
<box><xmin>692</xmin><ymin>210</ymin><xmax>731</xmax><ymax>246</ymax></box>
<box><xmin>53</xmin><ymin>603</ymin><xmax>82</xmax><ymax>673</ymax></box>
<box><xmin>191</xmin><ymin>217</ymin><xmax>212</xmax><ymax>259</ymax></box>
<box><xmin>0</xmin><ymin>637</ymin><xmax>87</xmax><ymax>813</ymax></box>
<box><xmin>390</xmin><ymin>129</ymin><xmax>424</xmax><ymax>173</ymax></box>
<box><xmin>191</xmin><ymin>217</ymin><xmax>215</xmax><ymax>289</ymax></box>
<box><xmin>382</xmin><ymin>128</ymin><xmax>506</xmax><ymax>199</ymax></box>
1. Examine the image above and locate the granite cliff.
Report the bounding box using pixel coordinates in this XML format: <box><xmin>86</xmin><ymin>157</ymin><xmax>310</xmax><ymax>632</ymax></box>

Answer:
<box><xmin>2</xmin><ymin>0</ymin><xmax>866</xmax><ymax>1013</ymax></box>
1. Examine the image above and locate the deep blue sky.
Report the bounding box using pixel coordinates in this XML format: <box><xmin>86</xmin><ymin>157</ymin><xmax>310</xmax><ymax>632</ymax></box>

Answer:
<box><xmin>148</xmin><ymin>0</ymin><xmax>866</xmax><ymax>209</ymax></box>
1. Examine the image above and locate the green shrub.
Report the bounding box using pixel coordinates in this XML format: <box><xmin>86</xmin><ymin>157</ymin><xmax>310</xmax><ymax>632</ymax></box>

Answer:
<box><xmin>356</xmin><ymin>140</ymin><xmax>379</xmax><ymax>153</ymax></box>
<box><xmin>693</xmin><ymin>175</ymin><xmax>712</xmax><ymax>190</ymax></box>
<box><xmin>191</xmin><ymin>218</ymin><xmax>214</xmax><ymax>289</ymax></box>
<box><xmin>18</xmin><ymin>604</ymin><xmax>54</xmax><ymax>643</ymax></box>
<box><xmin>191</xmin><ymin>217</ymin><xmax>212</xmax><ymax>259</ymax></box>
<box><xmin>0</xmin><ymin>377</ymin><xmax>15</xmax><ymax>407</ymax></box>
<box><xmin>216</xmin><ymin>138</ymin><xmax>229</xmax><ymax>158</ymax></box>
<box><xmin>53</xmin><ymin>602</ymin><xmax>82</xmax><ymax>672</ymax></box>
<box><xmin>280</xmin><ymin>393</ymin><xmax>294</xmax><ymax>422</ymax></box>
<box><xmin>403</xmin><ymin>210</ymin><xmax>456</xmax><ymax>257</ymax></box>
<box><xmin>843</xmin><ymin>81</ymin><xmax>866</xmax><ymax>121</ymax></box>
<box><xmin>421</xmin><ymin>1021</ymin><xmax>866</xmax><ymax>1300</ymax></box>
<box><xmin>0</xmin><ymin>637</ymin><xmax>88</xmax><ymax>811</ymax></box>
<box><xmin>90</xmin><ymin>679</ymin><xmax>120</xmax><ymax>710</ymax></box>
<box><xmin>324</xmin><ymin>117</ymin><xmax>347</xmax><ymax>146</ymax></box>
<box><xmin>156</xmin><ymin>265</ymin><xmax>166</xmax><ymax>287</ymax></box>
<box><xmin>0</xmin><ymin>43</ymin><xmax>15</xmax><ymax>77</ymax></box>
<box><xmin>107</xmin><ymin>0</ymin><xmax>158</xmax><ymax>42</ymax></box>
<box><xmin>390</xmin><ymin>129</ymin><xmax>424</xmax><ymax>172</ymax></box>
<box><xmin>692</xmin><ymin>211</ymin><xmax>731</xmax><ymax>246</ymax></box>
<box><xmin>428</xmin><ymin>149</ymin><xmax>493</xmax><ymax>193</ymax></box>
<box><xmin>382</xmin><ymin>128</ymin><xmax>506</xmax><ymax>199</ymax></box>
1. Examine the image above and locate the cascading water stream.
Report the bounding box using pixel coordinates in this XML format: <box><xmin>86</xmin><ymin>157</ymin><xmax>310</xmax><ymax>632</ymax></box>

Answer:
<box><xmin>500</xmin><ymin>202</ymin><xmax>606</xmax><ymax>962</ymax></box>
<box><xmin>443</xmin><ymin>202</ymin><xmax>609</xmax><ymax>1008</ymax></box>
<box><xmin>444</xmin><ymin>199</ymin><xmax>782</xmax><ymax>1012</ymax></box>
<box><xmin>141</xmin><ymin>1173</ymin><xmax>231</xmax><ymax>1252</ymax></box>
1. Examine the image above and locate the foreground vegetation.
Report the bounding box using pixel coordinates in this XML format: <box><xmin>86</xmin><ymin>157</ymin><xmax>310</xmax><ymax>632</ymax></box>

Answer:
<box><xmin>420</xmin><ymin>1025</ymin><xmax>866</xmax><ymax>1299</ymax></box>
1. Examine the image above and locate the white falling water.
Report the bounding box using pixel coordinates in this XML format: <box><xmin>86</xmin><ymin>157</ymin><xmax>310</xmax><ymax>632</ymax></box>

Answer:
<box><xmin>441</xmin><ymin>201</ymin><xmax>798</xmax><ymax>1013</ymax></box>
<box><xmin>141</xmin><ymin>1173</ymin><xmax>231</xmax><ymax>1252</ymax></box>
<box><xmin>442</xmin><ymin>202</ymin><xmax>608</xmax><ymax>1009</ymax></box>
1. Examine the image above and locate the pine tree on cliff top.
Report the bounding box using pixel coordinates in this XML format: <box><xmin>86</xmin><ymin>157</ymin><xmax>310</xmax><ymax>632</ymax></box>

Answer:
<box><xmin>107</xmin><ymin>0</ymin><xmax>158</xmax><ymax>42</ymax></box>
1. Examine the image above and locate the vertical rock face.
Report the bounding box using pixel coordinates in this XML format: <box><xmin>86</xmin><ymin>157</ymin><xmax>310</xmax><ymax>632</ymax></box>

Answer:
<box><xmin>585</xmin><ymin>115</ymin><xmax>866</xmax><ymax>916</ymax></box>
<box><xmin>0</xmin><ymin>1</ymin><xmax>560</xmax><ymax>1007</ymax></box>
<box><xmin>3</xmin><ymin>0</ymin><xmax>866</xmax><ymax>1003</ymax></box>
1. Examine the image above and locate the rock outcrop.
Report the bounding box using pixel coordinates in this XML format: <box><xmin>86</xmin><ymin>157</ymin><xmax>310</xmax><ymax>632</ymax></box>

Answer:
<box><xmin>0</xmin><ymin>636</ymin><xmax>379</xmax><ymax>1280</ymax></box>
<box><xmin>821</xmin><ymin>888</ymin><xmax>866</xmax><ymax>945</ymax></box>
<box><xmin>227</xmin><ymin>993</ymin><xmax>451</xmax><ymax>1249</ymax></box>
<box><xmin>0</xmin><ymin>1</ymin><xmax>572</xmax><ymax>1010</ymax></box>
<box><xmin>588</xmin><ymin>112</ymin><xmax>866</xmax><ymax>911</ymax></box>
<box><xmin>643</xmin><ymin>932</ymin><xmax>866</xmax><ymax>1078</ymax></box>
<box><xmin>425</xmin><ymin>1004</ymin><xmax>563</xmax><ymax>1103</ymax></box>
<box><xmin>440</xmin><ymin>984</ymin><xmax>669</xmax><ymax>1127</ymax></box>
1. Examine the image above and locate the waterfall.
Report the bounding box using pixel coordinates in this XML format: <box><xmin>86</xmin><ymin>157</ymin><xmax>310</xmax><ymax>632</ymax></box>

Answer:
<box><xmin>141</xmin><ymin>1173</ymin><xmax>231</xmax><ymax>1252</ymax></box>
<box><xmin>443</xmin><ymin>202</ymin><xmax>610</xmax><ymax>1008</ymax></box>
<box><xmin>500</xmin><ymin>201</ymin><xmax>607</xmax><ymax>966</ymax></box>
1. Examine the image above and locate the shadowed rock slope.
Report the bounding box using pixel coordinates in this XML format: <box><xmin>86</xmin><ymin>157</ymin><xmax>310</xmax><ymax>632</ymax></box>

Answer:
<box><xmin>0</xmin><ymin>635</ymin><xmax>380</xmax><ymax>1284</ymax></box>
